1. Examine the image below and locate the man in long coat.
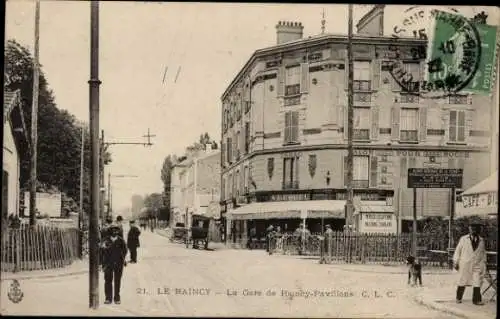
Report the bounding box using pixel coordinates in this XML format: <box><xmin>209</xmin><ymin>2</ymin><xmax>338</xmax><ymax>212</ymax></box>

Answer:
<box><xmin>127</xmin><ymin>220</ymin><xmax>141</xmax><ymax>263</ymax></box>
<box><xmin>452</xmin><ymin>222</ymin><xmax>487</xmax><ymax>305</ymax></box>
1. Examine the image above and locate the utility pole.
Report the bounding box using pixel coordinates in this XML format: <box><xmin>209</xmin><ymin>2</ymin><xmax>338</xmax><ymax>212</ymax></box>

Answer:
<box><xmin>107</xmin><ymin>172</ymin><xmax>111</xmax><ymax>218</ymax></box>
<box><xmin>345</xmin><ymin>4</ymin><xmax>354</xmax><ymax>229</ymax></box>
<box><xmin>100</xmin><ymin>130</ymin><xmax>105</xmax><ymax>222</ymax></box>
<box><xmin>88</xmin><ymin>0</ymin><xmax>101</xmax><ymax>309</ymax></box>
<box><xmin>79</xmin><ymin>125</ymin><xmax>85</xmax><ymax>259</ymax></box>
<box><xmin>29</xmin><ymin>0</ymin><xmax>41</xmax><ymax>227</ymax></box>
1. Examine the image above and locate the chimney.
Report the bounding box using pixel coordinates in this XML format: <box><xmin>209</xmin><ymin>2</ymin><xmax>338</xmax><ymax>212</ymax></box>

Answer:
<box><xmin>276</xmin><ymin>21</ymin><xmax>304</xmax><ymax>45</ymax></box>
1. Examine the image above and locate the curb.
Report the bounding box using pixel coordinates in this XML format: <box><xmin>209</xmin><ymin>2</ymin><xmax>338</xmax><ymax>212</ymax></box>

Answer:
<box><xmin>1</xmin><ymin>269</ymin><xmax>88</xmax><ymax>282</ymax></box>
<box><xmin>331</xmin><ymin>265</ymin><xmax>454</xmax><ymax>275</ymax></box>
<box><xmin>412</xmin><ymin>294</ymin><xmax>492</xmax><ymax>319</ymax></box>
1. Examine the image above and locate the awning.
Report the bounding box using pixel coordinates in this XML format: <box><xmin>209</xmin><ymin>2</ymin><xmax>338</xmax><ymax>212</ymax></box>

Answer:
<box><xmin>226</xmin><ymin>200</ymin><xmax>347</xmax><ymax>221</ymax></box>
<box><xmin>457</xmin><ymin>171</ymin><xmax>498</xmax><ymax>218</ymax></box>
<box><xmin>462</xmin><ymin>171</ymin><xmax>498</xmax><ymax>195</ymax></box>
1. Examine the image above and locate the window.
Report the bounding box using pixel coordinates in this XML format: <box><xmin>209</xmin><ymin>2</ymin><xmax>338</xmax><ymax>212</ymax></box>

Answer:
<box><xmin>226</xmin><ymin>137</ymin><xmax>232</xmax><ymax>163</ymax></box>
<box><xmin>228</xmin><ymin>173</ymin><xmax>232</xmax><ymax>198</ymax></box>
<box><xmin>243</xmin><ymin>167</ymin><xmax>248</xmax><ymax>194</ymax></box>
<box><xmin>401</xmin><ymin>62</ymin><xmax>420</xmax><ymax>91</ymax></box>
<box><xmin>449</xmin><ymin>110</ymin><xmax>466</xmax><ymax>142</ymax></box>
<box><xmin>354</xmin><ymin>61</ymin><xmax>371</xmax><ymax>91</ymax></box>
<box><xmin>283</xmin><ymin>157</ymin><xmax>299</xmax><ymax>189</ymax></box>
<box><xmin>235</xmin><ymin>131</ymin><xmax>240</xmax><ymax>160</ymax></box>
<box><xmin>284</xmin><ymin>111</ymin><xmax>299</xmax><ymax>144</ymax></box>
<box><xmin>400</xmin><ymin>108</ymin><xmax>418</xmax><ymax>142</ymax></box>
<box><xmin>286</xmin><ymin>66</ymin><xmax>300</xmax><ymax>85</ymax></box>
<box><xmin>2</xmin><ymin>171</ymin><xmax>8</xmax><ymax>222</ymax></box>
<box><xmin>353</xmin><ymin>107</ymin><xmax>370</xmax><ymax>140</ymax></box>
<box><xmin>235</xmin><ymin>171</ymin><xmax>240</xmax><ymax>198</ymax></box>
<box><xmin>221</xmin><ymin>177</ymin><xmax>225</xmax><ymax>201</ymax></box>
<box><xmin>244</xmin><ymin>122</ymin><xmax>250</xmax><ymax>154</ymax></box>
<box><xmin>353</xmin><ymin>156</ymin><xmax>369</xmax><ymax>188</ymax></box>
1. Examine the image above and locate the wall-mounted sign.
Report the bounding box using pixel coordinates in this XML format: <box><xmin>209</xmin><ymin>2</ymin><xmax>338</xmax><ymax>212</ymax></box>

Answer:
<box><xmin>353</xmin><ymin>149</ymin><xmax>470</xmax><ymax>158</ymax></box>
<box><xmin>359</xmin><ymin>213</ymin><xmax>397</xmax><ymax>234</ymax></box>
<box><xmin>408</xmin><ymin>168</ymin><xmax>463</xmax><ymax>188</ymax></box>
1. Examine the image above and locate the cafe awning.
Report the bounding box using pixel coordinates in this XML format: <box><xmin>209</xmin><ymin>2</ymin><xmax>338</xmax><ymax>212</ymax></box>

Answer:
<box><xmin>226</xmin><ymin>200</ymin><xmax>347</xmax><ymax>221</ymax></box>
<box><xmin>462</xmin><ymin>171</ymin><xmax>498</xmax><ymax>196</ymax></box>
<box><xmin>456</xmin><ymin>171</ymin><xmax>498</xmax><ymax>218</ymax></box>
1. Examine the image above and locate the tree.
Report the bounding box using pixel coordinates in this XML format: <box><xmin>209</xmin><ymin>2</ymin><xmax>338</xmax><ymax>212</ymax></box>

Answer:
<box><xmin>5</xmin><ymin>39</ymin><xmax>112</xmax><ymax>217</ymax></box>
<box><xmin>185</xmin><ymin>132</ymin><xmax>217</xmax><ymax>152</ymax></box>
<box><xmin>143</xmin><ymin>193</ymin><xmax>163</xmax><ymax>215</ymax></box>
<box><xmin>160</xmin><ymin>155</ymin><xmax>174</xmax><ymax>213</ymax></box>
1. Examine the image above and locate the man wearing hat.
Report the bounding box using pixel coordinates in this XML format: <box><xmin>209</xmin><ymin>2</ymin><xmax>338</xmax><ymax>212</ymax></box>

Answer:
<box><xmin>116</xmin><ymin>215</ymin><xmax>124</xmax><ymax>239</ymax></box>
<box><xmin>452</xmin><ymin>221</ymin><xmax>487</xmax><ymax>305</ymax></box>
<box><xmin>101</xmin><ymin>223</ymin><xmax>128</xmax><ymax>304</ymax></box>
<box><xmin>127</xmin><ymin>220</ymin><xmax>141</xmax><ymax>263</ymax></box>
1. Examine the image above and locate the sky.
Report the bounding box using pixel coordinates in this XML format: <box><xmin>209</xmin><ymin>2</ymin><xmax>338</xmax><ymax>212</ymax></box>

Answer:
<box><xmin>5</xmin><ymin>2</ymin><xmax>497</xmax><ymax>215</ymax></box>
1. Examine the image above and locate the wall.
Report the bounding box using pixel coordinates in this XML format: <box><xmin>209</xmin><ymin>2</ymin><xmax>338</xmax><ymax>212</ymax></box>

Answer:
<box><xmin>3</xmin><ymin>119</ymin><xmax>20</xmax><ymax>217</ymax></box>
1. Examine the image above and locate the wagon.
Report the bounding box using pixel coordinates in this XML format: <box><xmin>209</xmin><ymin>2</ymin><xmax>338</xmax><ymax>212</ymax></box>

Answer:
<box><xmin>170</xmin><ymin>223</ymin><xmax>187</xmax><ymax>244</ymax></box>
<box><xmin>186</xmin><ymin>214</ymin><xmax>210</xmax><ymax>250</ymax></box>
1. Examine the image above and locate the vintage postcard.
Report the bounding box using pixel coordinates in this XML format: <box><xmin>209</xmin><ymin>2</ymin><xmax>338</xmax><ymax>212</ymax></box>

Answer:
<box><xmin>1</xmin><ymin>2</ymin><xmax>498</xmax><ymax>318</ymax></box>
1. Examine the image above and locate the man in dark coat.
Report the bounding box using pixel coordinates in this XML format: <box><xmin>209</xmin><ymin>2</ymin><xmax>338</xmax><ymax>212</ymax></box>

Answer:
<box><xmin>101</xmin><ymin>223</ymin><xmax>127</xmax><ymax>304</ymax></box>
<box><xmin>116</xmin><ymin>215</ymin><xmax>124</xmax><ymax>239</ymax></box>
<box><xmin>127</xmin><ymin>220</ymin><xmax>141</xmax><ymax>263</ymax></box>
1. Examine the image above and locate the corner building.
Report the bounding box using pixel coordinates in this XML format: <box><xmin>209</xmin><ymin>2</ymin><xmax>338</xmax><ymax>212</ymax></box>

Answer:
<box><xmin>219</xmin><ymin>19</ymin><xmax>494</xmax><ymax>247</ymax></box>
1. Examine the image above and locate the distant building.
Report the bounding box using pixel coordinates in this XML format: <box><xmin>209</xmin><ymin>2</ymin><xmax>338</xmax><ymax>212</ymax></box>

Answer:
<box><xmin>219</xmin><ymin>9</ymin><xmax>494</xmax><ymax>246</ymax></box>
<box><xmin>2</xmin><ymin>89</ymin><xmax>29</xmax><ymax>225</ymax></box>
<box><xmin>170</xmin><ymin>145</ymin><xmax>221</xmax><ymax>227</ymax></box>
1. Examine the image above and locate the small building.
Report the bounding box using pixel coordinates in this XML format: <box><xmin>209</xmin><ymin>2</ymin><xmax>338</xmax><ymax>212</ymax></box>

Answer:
<box><xmin>2</xmin><ymin>89</ymin><xmax>29</xmax><ymax>225</ymax></box>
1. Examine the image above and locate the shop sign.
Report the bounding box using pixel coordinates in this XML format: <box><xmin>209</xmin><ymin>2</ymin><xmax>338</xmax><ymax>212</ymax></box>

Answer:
<box><xmin>462</xmin><ymin>192</ymin><xmax>497</xmax><ymax>209</ymax></box>
<box><xmin>353</xmin><ymin>149</ymin><xmax>470</xmax><ymax>158</ymax></box>
<box><xmin>359</xmin><ymin>213</ymin><xmax>396</xmax><ymax>234</ymax></box>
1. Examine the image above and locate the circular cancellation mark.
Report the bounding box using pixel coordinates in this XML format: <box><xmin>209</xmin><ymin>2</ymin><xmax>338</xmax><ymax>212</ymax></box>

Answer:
<box><xmin>389</xmin><ymin>6</ymin><xmax>482</xmax><ymax>99</ymax></box>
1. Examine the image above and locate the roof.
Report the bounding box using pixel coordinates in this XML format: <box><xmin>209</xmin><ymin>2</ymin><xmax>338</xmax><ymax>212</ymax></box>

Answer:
<box><xmin>462</xmin><ymin>171</ymin><xmax>498</xmax><ymax>195</ymax></box>
<box><xmin>221</xmin><ymin>33</ymin><xmax>426</xmax><ymax>101</ymax></box>
<box><xmin>3</xmin><ymin>90</ymin><xmax>19</xmax><ymax>122</ymax></box>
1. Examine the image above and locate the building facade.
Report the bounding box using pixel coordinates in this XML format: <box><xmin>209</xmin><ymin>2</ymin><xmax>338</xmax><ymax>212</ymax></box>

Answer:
<box><xmin>170</xmin><ymin>146</ymin><xmax>221</xmax><ymax>227</ymax></box>
<box><xmin>219</xmin><ymin>17</ymin><xmax>495</xmax><ymax>245</ymax></box>
<box><xmin>2</xmin><ymin>89</ymin><xmax>28</xmax><ymax>226</ymax></box>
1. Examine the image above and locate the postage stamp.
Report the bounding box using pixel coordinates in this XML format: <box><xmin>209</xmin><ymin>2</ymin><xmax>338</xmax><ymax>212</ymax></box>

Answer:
<box><xmin>389</xmin><ymin>6</ymin><xmax>484</xmax><ymax>99</ymax></box>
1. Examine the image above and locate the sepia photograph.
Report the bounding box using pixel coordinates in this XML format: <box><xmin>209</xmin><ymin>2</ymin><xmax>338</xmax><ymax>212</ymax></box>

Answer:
<box><xmin>1</xmin><ymin>2</ymin><xmax>498</xmax><ymax>318</ymax></box>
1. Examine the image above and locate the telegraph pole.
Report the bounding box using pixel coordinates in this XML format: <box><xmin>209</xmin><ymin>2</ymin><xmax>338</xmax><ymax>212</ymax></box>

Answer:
<box><xmin>88</xmin><ymin>0</ymin><xmax>101</xmax><ymax>309</ymax></box>
<box><xmin>29</xmin><ymin>0</ymin><xmax>41</xmax><ymax>227</ymax></box>
<box><xmin>79</xmin><ymin>125</ymin><xmax>85</xmax><ymax>259</ymax></box>
<box><xmin>107</xmin><ymin>172</ymin><xmax>111</xmax><ymax>217</ymax></box>
<box><xmin>100</xmin><ymin>130</ymin><xmax>105</xmax><ymax>222</ymax></box>
<box><xmin>345</xmin><ymin>4</ymin><xmax>354</xmax><ymax>229</ymax></box>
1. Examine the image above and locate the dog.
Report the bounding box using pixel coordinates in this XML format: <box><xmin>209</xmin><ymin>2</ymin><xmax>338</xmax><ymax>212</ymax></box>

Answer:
<box><xmin>406</xmin><ymin>255</ymin><xmax>423</xmax><ymax>287</ymax></box>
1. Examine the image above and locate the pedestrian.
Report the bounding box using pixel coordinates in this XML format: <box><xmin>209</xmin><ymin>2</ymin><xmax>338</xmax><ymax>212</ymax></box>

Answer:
<box><xmin>101</xmin><ymin>223</ymin><xmax>127</xmax><ymax>304</ymax></box>
<box><xmin>127</xmin><ymin>220</ymin><xmax>141</xmax><ymax>263</ymax></box>
<box><xmin>453</xmin><ymin>221</ymin><xmax>487</xmax><ymax>305</ymax></box>
<box><xmin>116</xmin><ymin>215</ymin><xmax>124</xmax><ymax>238</ymax></box>
<box><xmin>265</xmin><ymin>224</ymin><xmax>274</xmax><ymax>253</ymax></box>
<box><xmin>248</xmin><ymin>225</ymin><xmax>257</xmax><ymax>250</ymax></box>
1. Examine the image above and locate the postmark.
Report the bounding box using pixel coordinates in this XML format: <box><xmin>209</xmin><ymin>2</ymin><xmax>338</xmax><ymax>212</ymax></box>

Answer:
<box><xmin>389</xmin><ymin>6</ymin><xmax>482</xmax><ymax>99</ymax></box>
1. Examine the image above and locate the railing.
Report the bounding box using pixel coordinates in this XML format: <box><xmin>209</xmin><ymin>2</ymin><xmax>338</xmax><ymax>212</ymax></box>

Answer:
<box><xmin>268</xmin><ymin>232</ymin><xmax>497</xmax><ymax>267</ymax></box>
<box><xmin>1</xmin><ymin>224</ymin><xmax>80</xmax><ymax>273</ymax></box>
<box><xmin>282</xmin><ymin>180</ymin><xmax>299</xmax><ymax>190</ymax></box>
<box><xmin>353</xmin><ymin>129</ymin><xmax>370</xmax><ymax>141</ymax></box>
<box><xmin>400</xmin><ymin>130</ymin><xmax>418</xmax><ymax>142</ymax></box>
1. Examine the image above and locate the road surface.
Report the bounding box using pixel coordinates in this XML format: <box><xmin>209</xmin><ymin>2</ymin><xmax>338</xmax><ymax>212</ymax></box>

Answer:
<box><xmin>1</xmin><ymin>228</ymin><xmax>458</xmax><ymax>318</ymax></box>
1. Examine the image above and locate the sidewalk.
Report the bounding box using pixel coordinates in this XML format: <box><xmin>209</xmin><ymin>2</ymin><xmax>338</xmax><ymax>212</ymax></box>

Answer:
<box><xmin>414</xmin><ymin>286</ymin><xmax>496</xmax><ymax>319</ymax></box>
<box><xmin>1</xmin><ymin>259</ymin><xmax>88</xmax><ymax>281</ymax></box>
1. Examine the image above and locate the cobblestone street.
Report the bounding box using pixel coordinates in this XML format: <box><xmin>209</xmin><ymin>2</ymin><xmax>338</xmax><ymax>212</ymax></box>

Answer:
<box><xmin>4</xmin><ymin>230</ymin><xmax>493</xmax><ymax>318</ymax></box>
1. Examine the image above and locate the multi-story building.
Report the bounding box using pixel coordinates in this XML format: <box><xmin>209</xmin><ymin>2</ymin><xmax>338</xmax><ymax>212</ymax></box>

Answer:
<box><xmin>219</xmin><ymin>9</ymin><xmax>495</xmax><ymax>246</ymax></box>
<box><xmin>3</xmin><ymin>89</ymin><xmax>28</xmax><ymax>227</ymax></box>
<box><xmin>170</xmin><ymin>145</ymin><xmax>221</xmax><ymax>227</ymax></box>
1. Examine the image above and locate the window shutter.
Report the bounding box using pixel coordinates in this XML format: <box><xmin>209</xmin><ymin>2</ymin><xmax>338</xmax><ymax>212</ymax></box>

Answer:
<box><xmin>292</xmin><ymin>111</ymin><xmax>299</xmax><ymax>142</ymax></box>
<box><xmin>343</xmin><ymin>105</ymin><xmax>349</xmax><ymax>139</ymax></box>
<box><xmin>295</xmin><ymin>157</ymin><xmax>300</xmax><ymax>186</ymax></box>
<box><xmin>372</xmin><ymin>59</ymin><xmax>381</xmax><ymax>90</ymax></box>
<box><xmin>419</xmin><ymin>107</ymin><xmax>427</xmax><ymax>141</ymax></box>
<box><xmin>391</xmin><ymin>104</ymin><xmax>401</xmax><ymax>140</ymax></box>
<box><xmin>240</xmin><ymin>128</ymin><xmax>245</xmax><ymax>154</ymax></box>
<box><xmin>370</xmin><ymin>156</ymin><xmax>378</xmax><ymax>187</ymax></box>
<box><xmin>370</xmin><ymin>106</ymin><xmax>379</xmax><ymax>140</ymax></box>
<box><xmin>343</xmin><ymin>156</ymin><xmax>348</xmax><ymax>187</ymax></box>
<box><xmin>284</xmin><ymin>112</ymin><xmax>291</xmax><ymax>143</ymax></box>
<box><xmin>344</xmin><ymin>53</ymin><xmax>349</xmax><ymax>89</ymax></box>
<box><xmin>300</xmin><ymin>63</ymin><xmax>309</xmax><ymax>94</ymax></box>
<box><xmin>419</xmin><ymin>60</ymin><xmax>426</xmax><ymax>85</ymax></box>
<box><xmin>228</xmin><ymin>137</ymin><xmax>232</xmax><ymax>162</ymax></box>
<box><xmin>464</xmin><ymin>110</ymin><xmax>472</xmax><ymax>142</ymax></box>
<box><xmin>221</xmin><ymin>142</ymin><xmax>225</xmax><ymax>165</ymax></box>
<box><xmin>277</xmin><ymin>66</ymin><xmax>285</xmax><ymax>97</ymax></box>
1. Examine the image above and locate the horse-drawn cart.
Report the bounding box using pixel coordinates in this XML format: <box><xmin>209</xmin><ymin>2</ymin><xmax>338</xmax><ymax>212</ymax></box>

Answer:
<box><xmin>186</xmin><ymin>214</ymin><xmax>210</xmax><ymax>250</ymax></box>
<box><xmin>170</xmin><ymin>223</ymin><xmax>187</xmax><ymax>244</ymax></box>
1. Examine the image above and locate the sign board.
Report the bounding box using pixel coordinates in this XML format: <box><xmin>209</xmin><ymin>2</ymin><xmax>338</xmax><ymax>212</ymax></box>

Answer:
<box><xmin>359</xmin><ymin>213</ymin><xmax>397</xmax><ymax>234</ymax></box>
<box><xmin>457</xmin><ymin>192</ymin><xmax>498</xmax><ymax>217</ymax></box>
<box><xmin>408</xmin><ymin>168</ymin><xmax>463</xmax><ymax>188</ymax></box>
<box><xmin>24</xmin><ymin>192</ymin><xmax>62</xmax><ymax>218</ymax></box>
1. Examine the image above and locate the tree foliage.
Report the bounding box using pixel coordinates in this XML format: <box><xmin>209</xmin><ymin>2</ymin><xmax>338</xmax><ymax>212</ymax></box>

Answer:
<box><xmin>4</xmin><ymin>39</ymin><xmax>111</xmax><ymax>217</ymax></box>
